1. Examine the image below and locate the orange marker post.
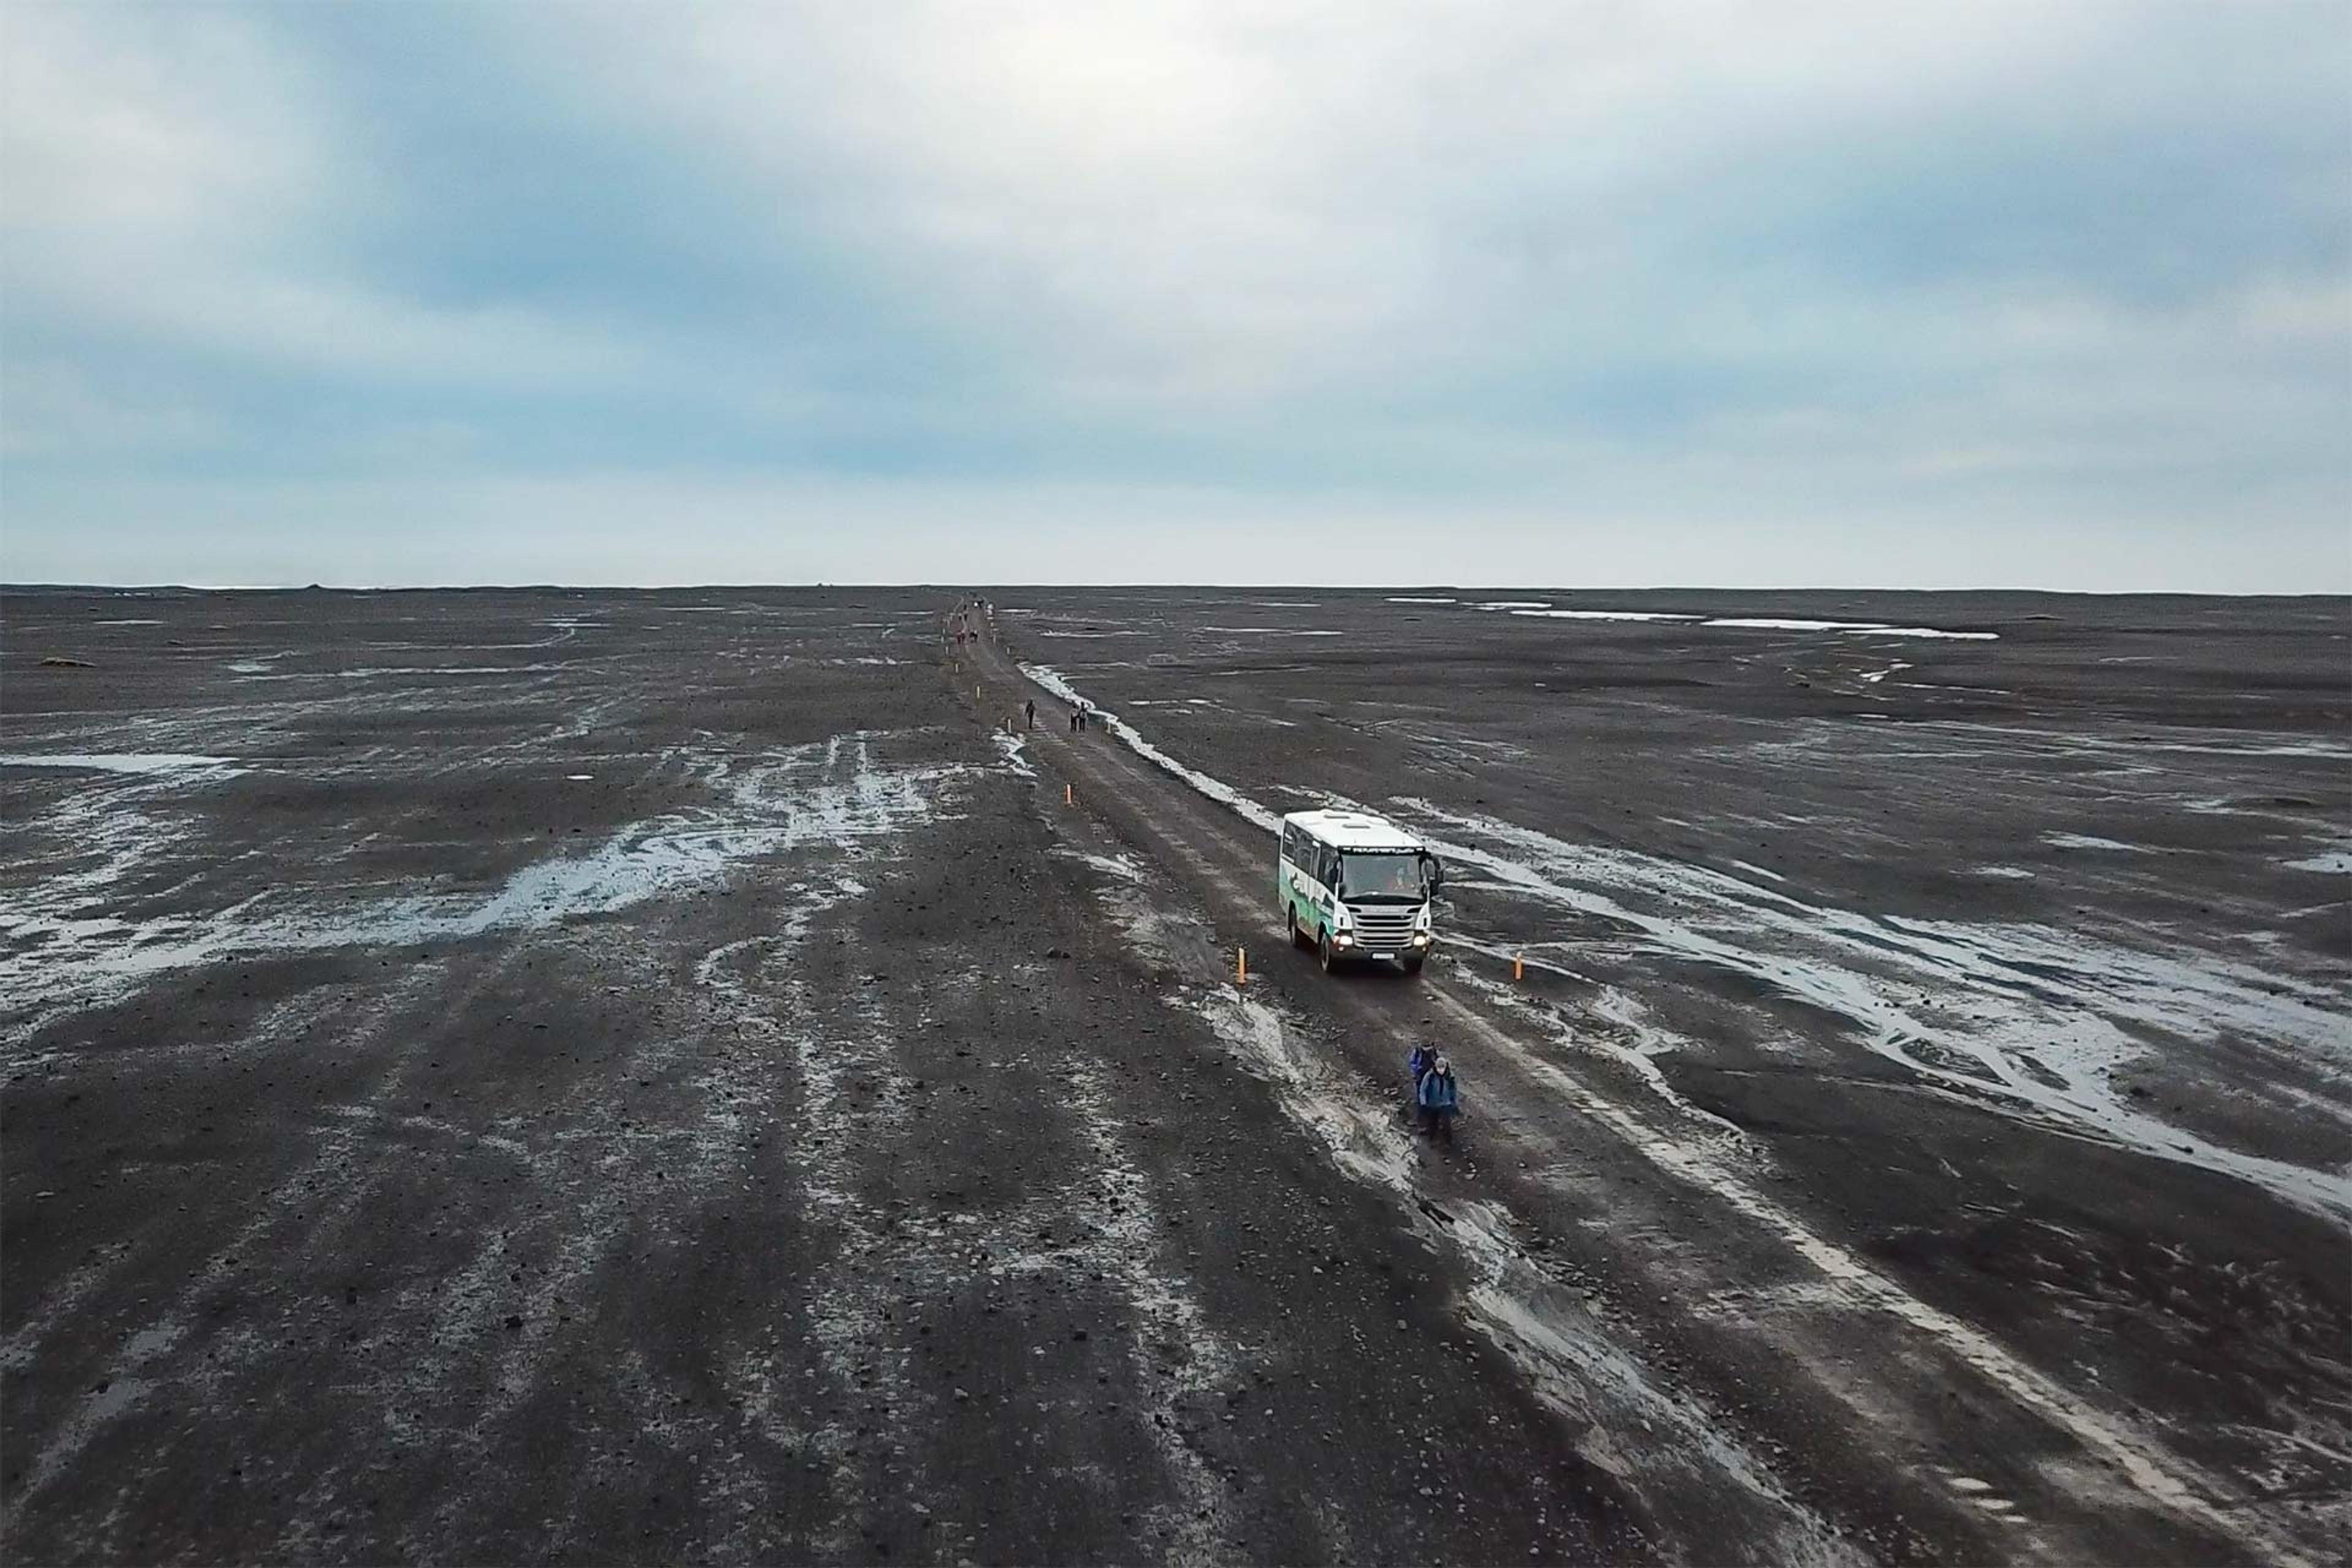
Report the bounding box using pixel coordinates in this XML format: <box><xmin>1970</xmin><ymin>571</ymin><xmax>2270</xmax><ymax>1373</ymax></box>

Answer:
<box><xmin>1237</xmin><ymin>947</ymin><xmax>1247</xmax><ymax>985</ymax></box>
<box><xmin>1513</xmin><ymin>953</ymin><xmax>1525</xmax><ymax>982</ymax></box>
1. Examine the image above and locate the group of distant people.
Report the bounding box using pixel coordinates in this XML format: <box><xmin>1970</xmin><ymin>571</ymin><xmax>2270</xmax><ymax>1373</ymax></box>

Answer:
<box><xmin>958</xmin><ymin>597</ymin><xmax>1090</xmax><ymax>735</ymax></box>
<box><xmin>1020</xmin><ymin>696</ymin><xmax>1093</xmax><ymax>733</ymax></box>
<box><xmin>947</xmin><ymin>595</ymin><xmax>992</xmax><ymax>645</ymax></box>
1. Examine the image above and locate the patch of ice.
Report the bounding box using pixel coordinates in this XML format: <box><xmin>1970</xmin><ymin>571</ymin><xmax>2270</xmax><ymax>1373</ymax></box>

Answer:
<box><xmin>2045</xmin><ymin>833</ymin><xmax>2146</xmax><ymax>852</ymax></box>
<box><xmin>1511</xmin><ymin>609</ymin><xmax>1699</xmax><ymax>622</ymax></box>
<box><xmin>1474</xmin><ymin>600</ymin><xmax>1552</xmax><ymax>610</ymax></box>
<box><xmin>1975</xmin><ymin>866</ymin><xmax>2037</xmax><ymax>880</ymax></box>
<box><xmin>1702</xmin><ymin>617</ymin><xmax>1997</xmax><ymax>640</ymax></box>
<box><xmin>1860</xmin><ymin>662</ymin><xmax>1913</xmax><ymax>684</ymax></box>
<box><xmin>1385</xmin><ymin>596</ymin><xmax>1458</xmax><ymax>605</ymax></box>
<box><xmin>1050</xmin><ymin>847</ymin><xmax>1145</xmax><ymax>884</ymax></box>
<box><xmin>91</xmin><ymin>619</ymin><xmax>164</xmax><ymax>626</ymax></box>
<box><xmin>2285</xmin><ymin>851</ymin><xmax>2352</xmax><ymax>875</ymax></box>
<box><xmin>230</xmin><ymin>664</ymin><xmax>563</xmax><ymax>681</ymax></box>
<box><xmin>0</xmin><ymin>733</ymin><xmax>971</xmax><ymax>1027</ymax></box>
<box><xmin>991</xmin><ymin>731</ymin><xmax>1035</xmax><ymax>778</ymax></box>
<box><xmin>1200</xmin><ymin>627</ymin><xmax>1344</xmax><ymax>636</ymax></box>
<box><xmin>0</xmin><ymin>753</ymin><xmax>239</xmax><ymax>775</ymax></box>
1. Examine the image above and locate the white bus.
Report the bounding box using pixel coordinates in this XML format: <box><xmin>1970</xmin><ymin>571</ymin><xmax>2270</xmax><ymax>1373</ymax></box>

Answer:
<box><xmin>1278</xmin><ymin>809</ymin><xmax>1444</xmax><ymax>974</ymax></box>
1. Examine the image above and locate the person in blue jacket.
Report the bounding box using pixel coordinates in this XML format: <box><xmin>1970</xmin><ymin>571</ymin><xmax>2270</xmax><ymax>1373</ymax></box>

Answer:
<box><xmin>1408</xmin><ymin>1045</ymin><xmax>1458</xmax><ymax>1133</ymax></box>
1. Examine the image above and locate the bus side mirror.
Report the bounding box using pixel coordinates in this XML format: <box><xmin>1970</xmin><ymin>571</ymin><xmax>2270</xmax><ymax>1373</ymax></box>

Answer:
<box><xmin>1425</xmin><ymin>856</ymin><xmax>1445</xmax><ymax>892</ymax></box>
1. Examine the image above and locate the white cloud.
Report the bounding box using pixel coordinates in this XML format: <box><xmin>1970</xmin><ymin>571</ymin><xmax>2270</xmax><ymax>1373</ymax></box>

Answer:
<box><xmin>0</xmin><ymin>360</ymin><xmax>227</xmax><ymax>458</ymax></box>
<box><xmin>0</xmin><ymin>4</ymin><xmax>638</xmax><ymax>388</ymax></box>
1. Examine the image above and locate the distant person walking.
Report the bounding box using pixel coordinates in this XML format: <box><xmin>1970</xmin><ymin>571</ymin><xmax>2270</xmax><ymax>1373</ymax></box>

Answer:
<box><xmin>1025</xmin><ymin>698</ymin><xmax>1036</xmax><ymax>729</ymax></box>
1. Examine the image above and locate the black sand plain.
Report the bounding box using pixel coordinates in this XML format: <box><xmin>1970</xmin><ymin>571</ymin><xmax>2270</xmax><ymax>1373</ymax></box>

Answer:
<box><xmin>3</xmin><ymin>584</ymin><xmax>2346</xmax><ymax>1565</ymax></box>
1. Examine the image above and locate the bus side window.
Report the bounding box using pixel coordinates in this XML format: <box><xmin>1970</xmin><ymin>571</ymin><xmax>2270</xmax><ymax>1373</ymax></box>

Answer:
<box><xmin>1282</xmin><ymin>825</ymin><xmax>1300</xmax><ymax>867</ymax></box>
<box><xmin>1317</xmin><ymin>843</ymin><xmax>1338</xmax><ymax>892</ymax></box>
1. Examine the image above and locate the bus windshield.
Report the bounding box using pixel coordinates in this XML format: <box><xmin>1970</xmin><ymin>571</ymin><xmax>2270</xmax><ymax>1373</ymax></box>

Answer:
<box><xmin>1339</xmin><ymin>852</ymin><xmax>1427</xmax><ymax>901</ymax></box>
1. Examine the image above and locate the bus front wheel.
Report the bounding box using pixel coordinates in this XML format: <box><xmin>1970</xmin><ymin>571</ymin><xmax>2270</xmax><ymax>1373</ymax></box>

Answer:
<box><xmin>1318</xmin><ymin>929</ymin><xmax>1338</xmax><ymax>973</ymax></box>
<box><xmin>1289</xmin><ymin>907</ymin><xmax>1310</xmax><ymax>950</ymax></box>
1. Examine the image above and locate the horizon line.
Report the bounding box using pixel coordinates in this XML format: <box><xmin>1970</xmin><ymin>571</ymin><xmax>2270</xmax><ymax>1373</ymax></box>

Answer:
<box><xmin>5</xmin><ymin>582</ymin><xmax>2350</xmax><ymax>601</ymax></box>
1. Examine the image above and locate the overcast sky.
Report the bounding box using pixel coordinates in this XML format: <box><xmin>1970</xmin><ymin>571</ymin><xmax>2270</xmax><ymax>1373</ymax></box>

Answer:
<box><xmin>2</xmin><ymin>2</ymin><xmax>2346</xmax><ymax>590</ymax></box>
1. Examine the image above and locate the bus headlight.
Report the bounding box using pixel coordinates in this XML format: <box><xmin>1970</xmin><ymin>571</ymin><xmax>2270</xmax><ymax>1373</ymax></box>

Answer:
<box><xmin>1334</xmin><ymin>932</ymin><xmax>1355</xmax><ymax>948</ymax></box>
<box><xmin>1411</xmin><ymin>932</ymin><xmax>1430</xmax><ymax>947</ymax></box>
